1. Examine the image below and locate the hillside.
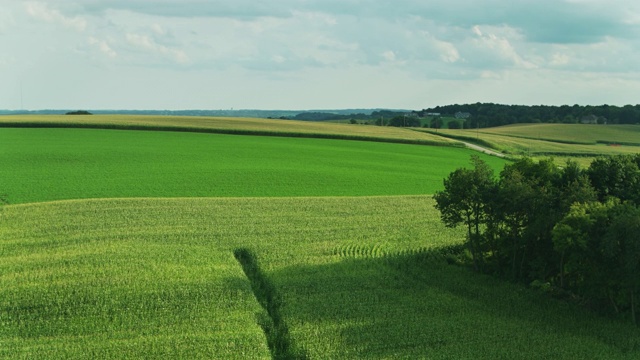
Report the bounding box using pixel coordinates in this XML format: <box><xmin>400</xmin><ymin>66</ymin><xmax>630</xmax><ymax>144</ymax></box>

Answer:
<box><xmin>0</xmin><ymin>114</ymin><xmax>455</xmax><ymax>146</ymax></box>
<box><xmin>419</xmin><ymin>123</ymin><xmax>640</xmax><ymax>165</ymax></box>
<box><xmin>0</xmin><ymin>127</ymin><xmax>503</xmax><ymax>204</ymax></box>
<box><xmin>2</xmin><ymin>117</ymin><xmax>639</xmax><ymax>358</ymax></box>
<box><xmin>2</xmin><ymin>197</ymin><xmax>639</xmax><ymax>358</ymax></box>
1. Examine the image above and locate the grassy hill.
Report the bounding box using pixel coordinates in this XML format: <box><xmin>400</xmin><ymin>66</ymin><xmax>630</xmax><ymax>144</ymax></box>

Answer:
<box><xmin>478</xmin><ymin>123</ymin><xmax>640</xmax><ymax>145</ymax></box>
<box><xmin>0</xmin><ymin>127</ymin><xmax>502</xmax><ymax>204</ymax></box>
<box><xmin>2</xmin><ymin>116</ymin><xmax>640</xmax><ymax>358</ymax></box>
<box><xmin>0</xmin><ymin>114</ymin><xmax>457</xmax><ymax>146</ymax></box>
<box><xmin>418</xmin><ymin>123</ymin><xmax>640</xmax><ymax>165</ymax></box>
<box><xmin>2</xmin><ymin>197</ymin><xmax>639</xmax><ymax>358</ymax></box>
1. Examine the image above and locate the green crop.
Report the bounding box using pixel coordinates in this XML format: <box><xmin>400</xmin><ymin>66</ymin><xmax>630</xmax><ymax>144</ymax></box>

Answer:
<box><xmin>0</xmin><ymin>128</ymin><xmax>504</xmax><ymax>204</ymax></box>
<box><xmin>0</xmin><ymin>114</ymin><xmax>458</xmax><ymax>146</ymax></box>
<box><xmin>2</xmin><ymin>119</ymin><xmax>638</xmax><ymax>359</ymax></box>
<box><xmin>2</xmin><ymin>197</ymin><xmax>638</xmax><ymax>358</ymax></box>
<box><xmin>423</xmin><ymin>124</ymin><xmax>640</xmax><ymax>166</ymax></box>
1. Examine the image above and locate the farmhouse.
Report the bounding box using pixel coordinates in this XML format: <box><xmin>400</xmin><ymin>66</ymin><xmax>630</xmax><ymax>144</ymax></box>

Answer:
<box><xmin>580</xmin><ymin>115</ymin><xmax>598</xmax><ymax>124</ymax></box>
<box><xmin>455</xmin><ymin>111</ymin><xmax>471</xmax><ymax>119</ymax></box>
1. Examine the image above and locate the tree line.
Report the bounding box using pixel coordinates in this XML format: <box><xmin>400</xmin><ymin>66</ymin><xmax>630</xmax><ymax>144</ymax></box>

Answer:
<box><xmin>434</xmin><ymin>154</ymin><xmax>640</xmax><ymax>324</ymax></box>
<box><xmin>417</xmin><ymin>103</ymin><xmax>640</xmax><ymax>128</ymax></box>
<box><xmin>289</xmin><ymin>110</ymin><xmax>409</xmax><ymax>122</ymax></box>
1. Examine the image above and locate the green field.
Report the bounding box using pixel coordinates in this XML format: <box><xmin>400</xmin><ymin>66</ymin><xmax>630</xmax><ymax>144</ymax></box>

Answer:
<box><xmin>0</xmin><ymin>114</ymin><xmax>457</xmax><ymax>146</ymax></box>
<box><xmin>2</xmin><ymin>117</ymin><xmax>640</xmax><ymax>358</ymax></box>
<box><xmin>2</xmin><ymin>197</ymin><xmax>639</xmax><ymax>359</ymax></box>
<box><xmin>0</xmin><ymin>127</ymin><xmax>501</xmax><ymax>204</ymax></box>
<box><xmin>478</xmin><ymin>123</ymin><xmax>640</xmax><ymax>145</ymax></box>
<box><xmin>419</xmin><ymin>123</ymin><xmax>640</xmax><ymax>165</ymax></box>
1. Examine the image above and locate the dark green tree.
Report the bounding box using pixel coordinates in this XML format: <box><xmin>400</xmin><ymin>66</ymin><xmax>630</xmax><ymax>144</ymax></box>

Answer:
<box><xmin>388</xmin><ymin>115</ymin><xmax>420</xmax><ymax>127</ymax></box>
<box><xmin>553</xmin><ymin>200</ymin><xmax>640</xmax><ymax>322</ymax></box>
<box><xmin>434</xmin><ymin>156</ymin><xmax>495</xmax><ymax>271</ymax></box>
<box><xmin>430</xmin><ymin>117</ymin><xmax>442</xmax><ymax>129</ymax></box>
<box><xmin>588</xmin><ymin>155</ymin><xmax>640</xmax><ymax>204</ymax></box>
<box><xmin>602</xmin><ymin>202</ymin><xmax>640</xmax><ymax>324</ymax></box>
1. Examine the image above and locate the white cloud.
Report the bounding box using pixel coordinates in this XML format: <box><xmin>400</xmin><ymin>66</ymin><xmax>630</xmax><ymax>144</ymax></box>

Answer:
<box><xmin>125</xmin><ymin>33</ymin><xmax>189</xmax><ymax>64</ymax></box>
<box><xmin>421</xmin><ymin>32</ymin><xmax>460</xmax><ymax>63</ymax></box>
<box><xmin>88</xmin><ymin>36</ymin><xmax>117</xmax><ymax>58</ymax></box>
<box><xmin>25</xmin><ymin>1</ymin><xmax>87</xmax><ymax>32</ymax></box>
<box><xmin>3</xmin><ymin>0</ymin><xmax>640</xmax><ymax>110</ymax></box>
<box><xmin>382</xmin><ymin>51</ymin><xmax>396</xmax><ymax>62</ymax></box>
<box><xmin>549</xmin><ymin>53</ymin><xmax>571</xmax><ymax>66</ymax></box>
<box><xmin>472</xmin><ymin>26</ymin><xmax>483</xmax><ymax>37</ymax></box>
<box><xmin>272</xmin><ymin>55</ymin><xmax>286</xmax><ymax>64</ymax></box>
<box><xmin>469</xmin><ymin>25</ymin><xmax>537</xmax><ymax>70</ymax></box>
<box><xmin>151</xmin><ymin>23</ymin><xmax>167</xmax><ymax>36</ymax></box>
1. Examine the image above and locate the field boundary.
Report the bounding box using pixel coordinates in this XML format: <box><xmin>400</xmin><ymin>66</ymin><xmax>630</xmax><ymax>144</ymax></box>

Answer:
<box><xmin>0</xmin><ymin>121</ymin><xmax>463</xmax><ymax>148</ymax></box>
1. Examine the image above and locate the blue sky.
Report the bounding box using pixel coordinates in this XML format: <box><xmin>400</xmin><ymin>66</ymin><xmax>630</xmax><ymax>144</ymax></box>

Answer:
<box><xmin>1</xmin><ymin>0</ymin><xmax>639</xmax><ymax>110</ymax></box>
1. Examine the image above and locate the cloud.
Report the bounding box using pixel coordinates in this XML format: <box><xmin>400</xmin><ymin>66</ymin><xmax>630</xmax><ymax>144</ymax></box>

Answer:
<box><xmin>420</xmin><ymin>32</ymin><xmax>460</xmax><ymax>63</ymax></box>
<box><xmin>77</xmin><ymin>0</ymin><xmax>293</xmax><ymax>19</ymax></box>
<box><xmin>6</xmin><ymin>0</ymin><xmax>640</xmax><ymax>110</ymax></box>
<box><xmin>88</xmin><ymin>36</ymin><xmax>117</xmax><ymax>58</ymax></box>
<box><xmin>25</xmin><ymin>1</ymin><xmax>87</xmax><ymax>32</ymax></box>
<box><xmin>39</xmin><ymin>0</ymin><xmax>640</xmax><ymax>45</ymax></box>
<box><xmin>469</xmin><ymin>25</ymin><xmax>537</xmax><ymax>69</ymax></box>
<box><xmin>381</xmin><ymin>50</ymin><xmax>396</xmax><ymax>62</ymax></box>
<box><xmin>125</xmin><ymin>33</ymin><xmax>189</xmax><ymax>64</ymax></box>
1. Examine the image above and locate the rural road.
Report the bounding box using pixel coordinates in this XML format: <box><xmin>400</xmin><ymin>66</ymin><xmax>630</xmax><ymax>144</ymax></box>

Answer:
<box><xmin>460</xmin><ymin>141</ymin><xmax>506</xmax><ymax>158</ymax></box>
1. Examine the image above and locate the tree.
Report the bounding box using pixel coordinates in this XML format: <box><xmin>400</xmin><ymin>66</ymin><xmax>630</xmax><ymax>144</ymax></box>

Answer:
<box><xmin>434</xmin><ymin>156</ymin><xmax>495</xmax><ymax>271</ymax></box>
<box><xmin>492</xmin><ymin>158</ymin><xmax>564</xmax><ymax>280</ymax></box>
<box><xmin>433</xmin><ymin>153</ymin><xmax>640</xmax><ymax>322</ymax></box>
<box><xmin>552</xmin><ymin>201</ymin><xmax>606</xmax><ymax>290</ymax></box>
<box><xmin>602</xmin><ymin>202</ymin><xmax>640</xmax><ymax>324</ymax></box>
<box><xmin>588</xmin><ymin>155</ymin><xmax>640</xmax><ymax>204</ymax></box>
<box><xmin>430</xmin><ymin>117</ymin><xmax>442</xmax><ymax>129</ymax></box>
<box><xmin>388</xmin><ymin>115</ymin><xmax>420</xmax><ymax>127</ymax></box>
<box><xmin>448</xmin><ymin>120</ymin><xmax>462</xmax><ymax>129</ymax></box>
<box><xmin>553</xmin><ymin>200</ymin><xmax>640</xmax><ymax>322</ymax></box>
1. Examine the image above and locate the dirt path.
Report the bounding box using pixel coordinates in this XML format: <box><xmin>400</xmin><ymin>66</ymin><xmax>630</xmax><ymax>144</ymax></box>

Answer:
<box><xmin>460</xmin><ymin>141</ymin><xmax>506</xmax><ymax>158</ymax></box>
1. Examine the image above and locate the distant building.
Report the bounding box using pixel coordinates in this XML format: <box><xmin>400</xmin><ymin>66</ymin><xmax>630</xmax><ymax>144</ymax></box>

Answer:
<box><xmin>426</xmin><ymin>112</ymin><xmax>441</xmax><ymax>116</ymax></box>
<box><xmin>455</xmin><ymin>112</ymin><xmax>471</xmax><ymax>119</ymax></box>
<box><xmin>580</xmin><ymin>115</ymin><xmax>598</xmax><ymax>124</ymax></box>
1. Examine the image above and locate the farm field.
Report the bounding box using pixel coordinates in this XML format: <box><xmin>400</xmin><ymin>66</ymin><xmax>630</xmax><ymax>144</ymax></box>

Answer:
<box><xmin>419</xmin><ymin>123</ymin><xmax>640</xmax><ymax>165</ymax></box>
<box><xmin>2</xmin><ymin>117</ymin><xmax>640</xmax><ymax>358</ymax></box>
<box><xmin>2</xmin><ymin>197</ymin><xmax>639</xmax><ymax>359</ymax></box>
<box><xmin>0</xmin><ymin>114</ymin><xmax>457</xmax><ymax>146</ymax></box>
<box><xmin>477</xmin><ymin>123</ymin><xmax>640</xmax><ymax>145</ymax></box>
<box><xmin>0</xmin><ymin>127</ymin><xmax>503</xmax><ymax>204</ymax></box>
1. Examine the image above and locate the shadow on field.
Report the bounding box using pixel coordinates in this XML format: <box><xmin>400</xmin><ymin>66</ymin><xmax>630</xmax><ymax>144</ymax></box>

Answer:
<box><xmin>234</xmin><ymin>248</ymin><xmax>308</xmax><ymax>360</ymax></box>
<box><xmin>262</xmin><ymin>249</ymin><xmax>640</xmax><ymax>359</ymax></box>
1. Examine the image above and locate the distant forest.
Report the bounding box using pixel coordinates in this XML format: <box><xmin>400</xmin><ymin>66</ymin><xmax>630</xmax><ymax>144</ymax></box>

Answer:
<box><xmin>286</xmin><ymin>110</ymin><xmax>407</xmax><ymax>121</ymax></box>
<box><xmin>3</xmin><ymin>104</ymin><xmax>640</xmax><ymax>128</ymax></box>
<box><xmin>417</xmin><ymin>103</ymin><xmax>640</xmax><ymax>128</ymax></box>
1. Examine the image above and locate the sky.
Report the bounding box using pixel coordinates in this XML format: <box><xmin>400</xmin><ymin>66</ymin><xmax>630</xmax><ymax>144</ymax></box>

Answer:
<box><xmin>1</xmin><ymin>0</ymin><xmax>640</xmax><ymax>110</ymax></box>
